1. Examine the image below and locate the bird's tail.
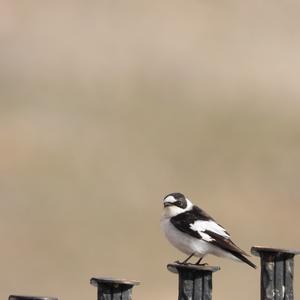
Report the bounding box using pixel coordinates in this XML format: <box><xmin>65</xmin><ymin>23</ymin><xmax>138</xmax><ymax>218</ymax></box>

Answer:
<box><xmin>233</xmin><ymin>251</ymin><xmax>256</xmax><ymax>269</ymax></box>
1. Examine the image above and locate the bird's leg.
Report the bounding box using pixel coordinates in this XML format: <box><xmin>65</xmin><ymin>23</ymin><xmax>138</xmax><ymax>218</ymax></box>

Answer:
<box><xmin>195</xmin><ymin>257</ymin><xmax>204</xmax><ymax>265</ymax></box>
<box><xmin>177</xmin><ymin>253</ymin><xmax>195</xmax><ymax>264</ymax></box>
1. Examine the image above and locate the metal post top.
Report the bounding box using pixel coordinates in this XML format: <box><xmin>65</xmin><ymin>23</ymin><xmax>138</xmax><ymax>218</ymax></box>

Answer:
<box><xmin>9</xmin><ymin>295</ymin><xmax>58</xmax><ymax>300</ymax></box>
<box><xmin>167</xmin><ymin>263</ymin><xmax>220</xmax><ymax>274</ymax></box>
<box><xmin>251</xmin><ymin>246</ymin><xmax>300</xmax><ymax>257</ymax></box>
<box><xmin>90</xmin><ymin>277</ymin><xmax>140</xmax><ymax>287</ymax></box>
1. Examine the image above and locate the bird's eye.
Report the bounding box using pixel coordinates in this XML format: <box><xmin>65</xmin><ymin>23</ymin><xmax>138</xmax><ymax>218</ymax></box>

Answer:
<box><xmin>176</xmin><ymin>200</ymin><xmax>183</xmax><ymax>207</ymax></box>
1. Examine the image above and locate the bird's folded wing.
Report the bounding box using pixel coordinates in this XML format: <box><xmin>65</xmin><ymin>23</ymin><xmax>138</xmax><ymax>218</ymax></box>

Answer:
<box><xmin>170</xmin><ymin>210</ymin><xmax>203</xmax><ymax>239</ymax></box>
<box><xmin>205</xmin><ymin>230</ymin><xmax>250</xmax><ymax>257</ymax></box>
<box><xmin>170</xmin><ymin>206</ymin><xmax>230</xmax><ymax>241</ymax></box>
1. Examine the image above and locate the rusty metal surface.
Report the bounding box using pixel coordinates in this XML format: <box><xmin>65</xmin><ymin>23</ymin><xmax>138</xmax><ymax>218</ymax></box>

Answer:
<box><xmin>90</xmin><ymin>277</ymin><xmax>139</xmax><ymax>300</ymax></box>
<box><xmin>90</xmin><ymin>277</ymin><xmax>140</xmax><ymax>287</ymax></box>
<box><xmin>167</xmin><ymin>263</ymin><xmax>220</xmax><ymax>274</ymax></box>
<box><xmin>251</xmin><ymin>246</ymin><xmax>298</xmax><ymax>300</ymax></box>
<box><xmin>9</xmin><ymin>296</ymin><xmax>57</xmax><ymax>300</ymax></box>
<box><xmin>167</xmin><ymin>263</ymin><xmax>220</xmax><ymax>300</ymax></box>
<box><xmin>251</xmin><ymin>246</ymin><xmax>300</xmax><ymax>256</ymax></box>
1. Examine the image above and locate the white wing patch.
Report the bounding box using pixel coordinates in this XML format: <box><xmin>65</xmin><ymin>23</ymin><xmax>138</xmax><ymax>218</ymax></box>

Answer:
<box><xmin>199</xmin><ymin>231</ymin><xmax>215</xmax><ymax>242</ymax></box>
<box><xmin>189</xmin><ymin>220</ymin><xmax>230</xmax><ymax>242</ymax></box>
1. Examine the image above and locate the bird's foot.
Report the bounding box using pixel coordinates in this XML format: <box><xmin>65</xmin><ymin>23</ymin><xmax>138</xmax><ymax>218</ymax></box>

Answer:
<box><xmin>175</xmin><ymin>260</ymin><xmax>192</xmax><ymax>265</ymax></box>
<box><xmin>175</xmin><ymin>253</ymin><xmax>195</xmax><ymax>265</ymax></box>
<box><xmin>174</xmin><ymin>260</ymin><xmax>208</xmax><ymax>266</ymax></box>
<box><xmin>195</xmin><ymin>257</ymin><xmax>207</xmax><ymax>266</ymax></box>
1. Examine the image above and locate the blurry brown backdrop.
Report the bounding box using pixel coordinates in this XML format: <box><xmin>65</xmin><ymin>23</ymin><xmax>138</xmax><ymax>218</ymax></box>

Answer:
<box><xmin>1</xmin><ymin>1</ymin><xmax>300</xmax><ymax>300</ymax></box>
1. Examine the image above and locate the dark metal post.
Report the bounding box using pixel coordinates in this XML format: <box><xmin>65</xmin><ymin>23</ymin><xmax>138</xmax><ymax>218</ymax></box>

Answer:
<box><xmin>251</xmin><ymin>246</ymin><xmax>300</xmax><ymax>300</ymax></box>
<box><xmin>9</xmin><ymin>296</ymin><xmax>57</xmax><ymax>300</ymax></box>
<box><xmin>90</xmin><ymin>277</ymin><xmax>140</xmax><ymax>300</ymax></box>
<box><xmin>168</xmin><ymin>263</ymin><xmax>220</xmax><ymax>300</ymax></box>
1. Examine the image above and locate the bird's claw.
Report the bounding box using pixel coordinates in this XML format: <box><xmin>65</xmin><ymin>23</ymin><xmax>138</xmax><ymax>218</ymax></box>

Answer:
<box><xmin>174</xmin><ymin>260</ymin><xmax>208</xmax><ymax>266</ymax></box>
<box><xmin>175</xmin><ymin>260</ymin><xmax>189</xmax><ymax>265</ymax></box>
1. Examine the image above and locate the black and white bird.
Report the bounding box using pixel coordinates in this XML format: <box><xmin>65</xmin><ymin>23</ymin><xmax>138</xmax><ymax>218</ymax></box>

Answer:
<box><xmin>160</xmin><ymin>192</ymin><xmax>256</xmax><ymax>268</ymax></box>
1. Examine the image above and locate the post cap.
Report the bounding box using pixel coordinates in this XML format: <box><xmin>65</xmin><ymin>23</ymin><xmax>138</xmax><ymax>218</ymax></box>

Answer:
<box><xmin>251</xmin><ymin>246</ymin><xmax>300</xmax><ymax>257</ymax></box>
<box><xmin>9</xmin><ymin>296</ymin><xmax>58</xmax><ymax>300</ymax></box>
<box><xmin>167</xmin><ymin>263</ymin><xmax>220</xmax><ymax>274</ymax></box>
<box><xmin>90</xmin><ymin>277</ymin><xmax>140</xmax><ymax>287</ymax></box>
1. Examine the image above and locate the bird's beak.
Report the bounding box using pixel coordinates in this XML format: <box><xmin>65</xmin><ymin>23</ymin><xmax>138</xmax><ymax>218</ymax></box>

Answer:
<box><xmin>164</xmin><ymin>202</ymin><xmax>173</xmax><ymax>207</ymax></box>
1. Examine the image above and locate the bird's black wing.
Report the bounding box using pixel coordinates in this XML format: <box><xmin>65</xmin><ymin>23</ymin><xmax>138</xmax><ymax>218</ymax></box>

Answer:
<box><xmin>204</xmin><ymin>230</ymin><xmax>256</xmax><ymax>268</ymax></box>
<box><xmin>170</xmin><ymin>206</ymin><xmax>214</xmax><ymax>239</ymax></box>
<box><xmin>205</xmin><ymin>230</ymin><xmax>248</xmax><ymax>255</ymax></box>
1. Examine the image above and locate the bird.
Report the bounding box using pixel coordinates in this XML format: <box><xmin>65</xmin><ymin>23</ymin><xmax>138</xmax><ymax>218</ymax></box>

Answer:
<box><xmin>160</xmin><ymin>192</ymin><xmax>256</xmax><ymax>268</ymax></box>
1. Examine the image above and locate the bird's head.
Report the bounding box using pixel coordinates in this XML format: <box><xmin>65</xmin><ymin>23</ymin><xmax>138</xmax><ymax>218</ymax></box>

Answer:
<box><xmin>162</xmin><ymin>192</ymin><xmax>192</xmax><ymax>217</ymax></box>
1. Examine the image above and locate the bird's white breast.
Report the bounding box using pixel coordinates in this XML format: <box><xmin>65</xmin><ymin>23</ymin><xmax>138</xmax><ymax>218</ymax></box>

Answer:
<box><xmin>160</xmin><ymin>216</ymin><xmax>213</xmax><ymax>257</ymax></box>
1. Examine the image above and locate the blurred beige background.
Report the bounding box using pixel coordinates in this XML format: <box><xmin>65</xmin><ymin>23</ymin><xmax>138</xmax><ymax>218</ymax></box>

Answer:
<box><xmin>1</xmin><ymin>1</ymin><xmax>300</xmax><ymax>300</ymax></box>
